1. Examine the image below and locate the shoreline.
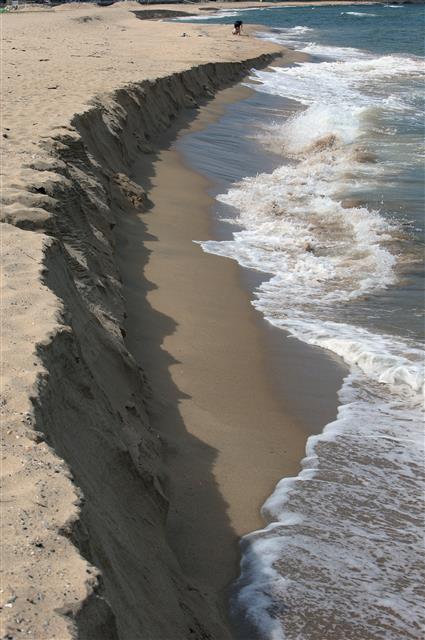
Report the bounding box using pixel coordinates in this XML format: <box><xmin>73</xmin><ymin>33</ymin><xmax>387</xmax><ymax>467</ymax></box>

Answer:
<box><xmin>175</xmin><ymin>74</ymin><xmax>348</xmax><ymax>436</ymax></box>
<box><xmin>117</xmin><ymin>77</ymin><xmax>346</xmax><ymax>621</ymax></box>
<box><xmin>0</xmin><ymin>4</ymin><xmax>347</xmax><ymax>639</ymax></box>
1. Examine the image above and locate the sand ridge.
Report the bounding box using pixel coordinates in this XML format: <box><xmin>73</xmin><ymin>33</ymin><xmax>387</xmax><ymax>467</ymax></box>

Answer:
<box><xmin>0</xmin><ymin>4</ymin><xmax>285</xmax><ymax>638</ymax></box>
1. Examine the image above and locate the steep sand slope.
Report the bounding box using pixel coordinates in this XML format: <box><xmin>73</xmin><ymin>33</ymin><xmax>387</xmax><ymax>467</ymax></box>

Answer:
<box><xmin>1</xmin><ymin>4</ymin><xmax>281</xmax><ymax>638</ymax></box>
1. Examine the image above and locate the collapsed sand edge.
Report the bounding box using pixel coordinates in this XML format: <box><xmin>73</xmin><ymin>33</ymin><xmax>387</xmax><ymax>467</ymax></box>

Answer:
<box><xmin>1</xmin><ymin>54</ymin><xmax>279</xmax><ymax>640</ymax></box>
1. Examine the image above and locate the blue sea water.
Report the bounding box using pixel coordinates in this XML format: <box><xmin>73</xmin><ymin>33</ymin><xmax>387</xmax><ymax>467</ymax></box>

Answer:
<box><xmin>182</xmin><ymin>3</ymin><xmax>424</xmax><ymax>56</ymax></box>
<box><xmin>177</xmin><ymin>6</ymin><xmax>425</xmax><ymax>639</ymax></box>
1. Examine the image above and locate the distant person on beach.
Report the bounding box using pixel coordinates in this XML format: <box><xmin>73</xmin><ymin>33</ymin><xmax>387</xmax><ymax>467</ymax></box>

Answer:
<box><xmin>233</xmin><ymin>20</ymin><xmax>243</xmax><ymax>36</ymax></box>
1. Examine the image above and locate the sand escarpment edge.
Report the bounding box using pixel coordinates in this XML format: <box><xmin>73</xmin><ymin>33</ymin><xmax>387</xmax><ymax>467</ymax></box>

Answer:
<box><xmin>1</xmin><ymin>53</ymin><xmax>277</xmax><ymax>640</ymax></box>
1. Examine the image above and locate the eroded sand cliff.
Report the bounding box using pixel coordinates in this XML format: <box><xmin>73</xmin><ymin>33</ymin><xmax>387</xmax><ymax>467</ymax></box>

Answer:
<box><xmin>1</xmin><ymin>4</ymin><xmax>281</xmax><ymax>637</ymax></box>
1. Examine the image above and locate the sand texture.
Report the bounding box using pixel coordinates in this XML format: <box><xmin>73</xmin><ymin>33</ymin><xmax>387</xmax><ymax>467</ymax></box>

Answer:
<box><xmin>0</xmin><ymin>4</ymin><xmax>288</xmax><ymax>638</ymax></box>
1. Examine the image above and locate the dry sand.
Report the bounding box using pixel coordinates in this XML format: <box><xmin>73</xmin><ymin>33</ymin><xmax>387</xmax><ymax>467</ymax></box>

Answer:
<box><xmin>0</xmin><ymin>3</ymin><xmax>343</xmax><ymax>639</ymax></box>
<box><xmin>1</xmin><ymin>1</ymin><xmax>278</xmax><ymax>193</ymax></box>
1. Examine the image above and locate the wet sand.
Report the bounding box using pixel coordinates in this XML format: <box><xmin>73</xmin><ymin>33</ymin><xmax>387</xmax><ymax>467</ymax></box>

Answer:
<box><xmin>117</xmin><ymin>83</ymin><xmax>345</xmax><ymax>620</ymax></box>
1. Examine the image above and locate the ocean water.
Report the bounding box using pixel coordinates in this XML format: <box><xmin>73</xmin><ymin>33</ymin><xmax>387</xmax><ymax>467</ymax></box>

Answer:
<box><xmin>177</xmin><ymin>5</ymin><xmax>425</xmax><ymax>639</ymax></box>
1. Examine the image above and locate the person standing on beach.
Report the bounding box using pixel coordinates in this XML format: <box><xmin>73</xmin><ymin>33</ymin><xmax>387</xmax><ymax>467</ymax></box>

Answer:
<box><xmin>233</xmin><ymin>20</ymin><xmax>243</xmax><ymax>36</ymax></box>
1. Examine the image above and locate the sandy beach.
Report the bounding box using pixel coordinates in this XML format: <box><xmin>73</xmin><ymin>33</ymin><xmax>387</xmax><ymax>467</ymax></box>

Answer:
<box><xmin>0</xmin><ymin>3</ymin><xmax>347</xmax><ymax>639</ymax></box>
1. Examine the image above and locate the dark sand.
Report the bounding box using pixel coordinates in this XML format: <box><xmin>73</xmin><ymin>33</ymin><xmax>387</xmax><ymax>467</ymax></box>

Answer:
<box><xmin>116</xmin><ymin>83</ymin><xmax>345</xmax><ymax>620</ymax></box>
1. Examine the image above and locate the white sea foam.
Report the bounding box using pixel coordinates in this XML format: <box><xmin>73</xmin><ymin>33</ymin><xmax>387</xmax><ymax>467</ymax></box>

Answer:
<box><xmin>287</xmin><ymin>25</ymin><xmax>313</xmax><ymax>32</ymax></box>
<box><xmin>201</xmin><ymin>167</ymin><xmax>423</xmax><ymax>396</ymax></box>
<box><xmin>201</xmin><ymin>50</ymin><xmax>424</xmax><ymax>383</ymax></box>
<box><xmin>198</xmin><ymin>35</ymin><xmax>425</xmax><ymax>640</ymax></box>
<box><xmin>300</xmin><ymin>43</ymin><xmax>368</xmax><ymax>59</ymax></box>
<box><xmin>249</xmin><ymin>55</ymin><xmax>423</xmax><ymax>107</ymax></box>
<box><xmin>173</xmin><ymin>6</ymin><xmax>269</xmax><ymax>21</ymax></box>
<box><xmin>172</xmin><ymin>10</ymin><xmax>238</xmax><ymax>21</ymax></box>
<box><xmin>234</xmin><ymin>371</ymin><xmax>425</xmax><ymax>640</ymax></box>
<box><xmin>257</xmin><ymin>26</ymin><xmax>318</xmax><ymax>50</ymax></box>
<box><xmin>341</xmin><ymin>11</ymin><xmax>379</xmax><ymax>17</ymax></box>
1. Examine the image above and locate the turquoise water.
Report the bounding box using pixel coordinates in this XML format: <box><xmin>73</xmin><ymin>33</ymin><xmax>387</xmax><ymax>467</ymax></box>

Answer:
<box><xmin>177</xmin><ymin>6</ymin><xmax>425</xmax><ymax>639</ymax></box>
